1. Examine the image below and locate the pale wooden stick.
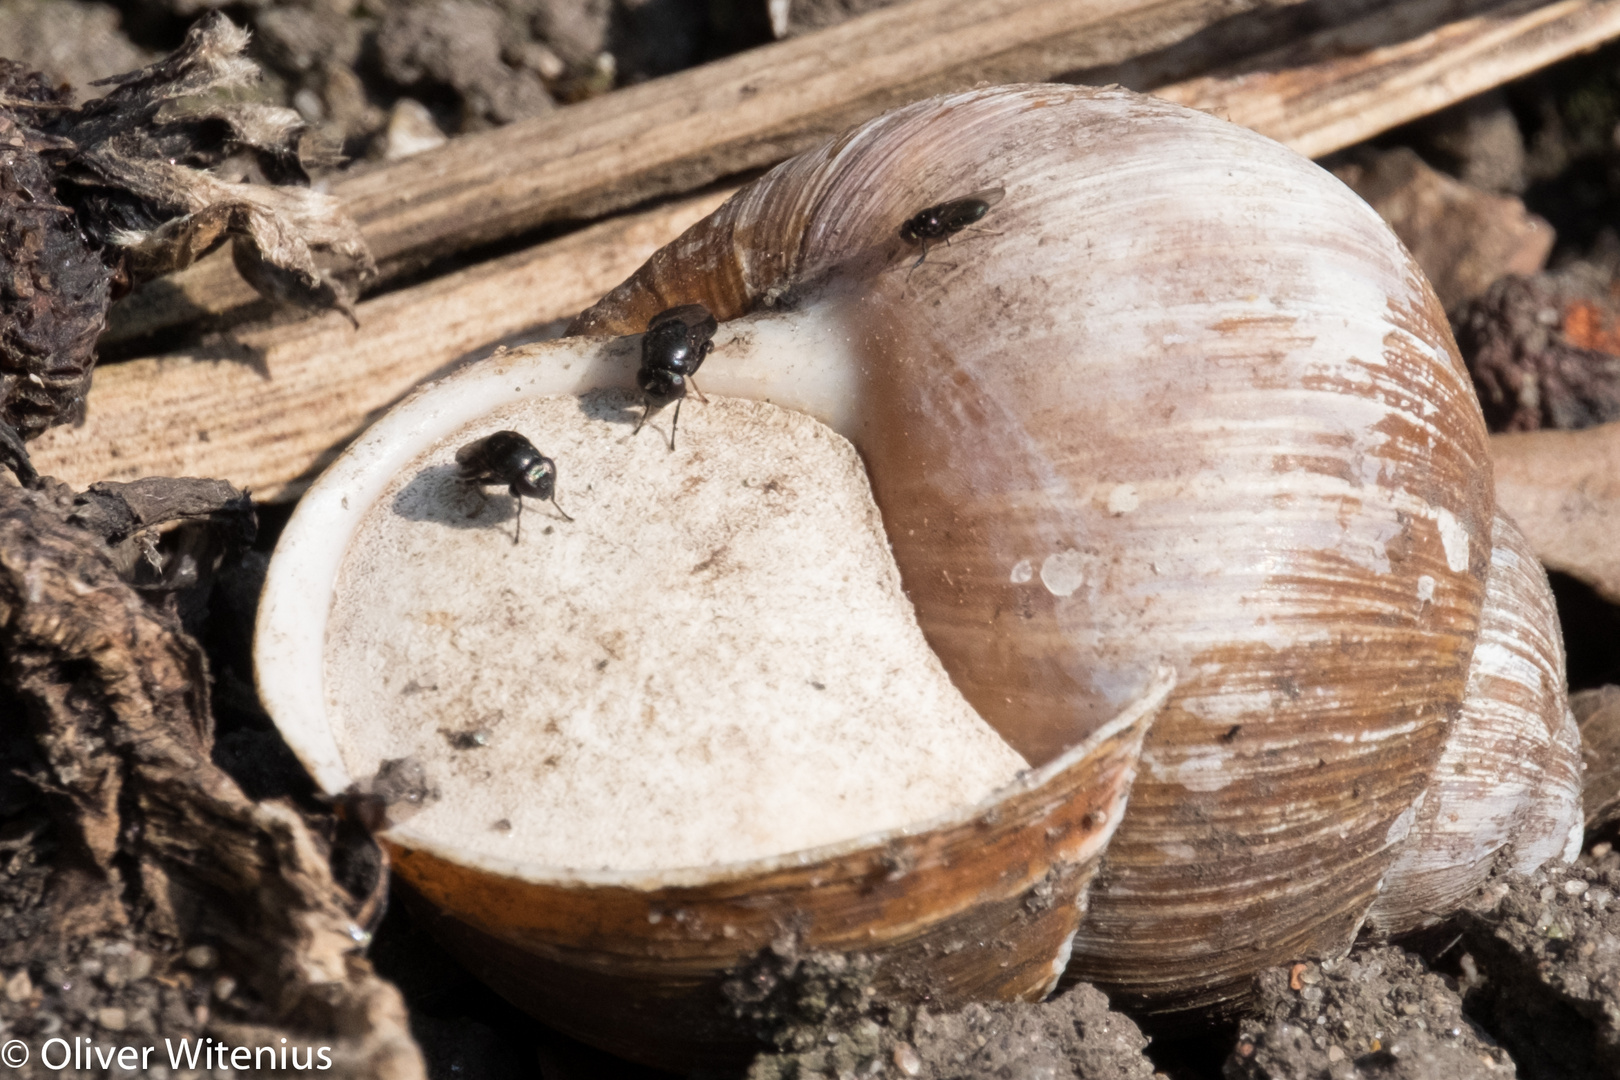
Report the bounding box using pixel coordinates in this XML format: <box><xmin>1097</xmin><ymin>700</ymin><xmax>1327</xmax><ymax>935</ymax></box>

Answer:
<box><xmin>33</xmin><ymin>191</ymin><xmax>732</xmax><ymax>500</ymax></box>
<box><xmin>40</xmin><ymin>1</ymin><xmax>1620</xmax><ymax>499</ymax></box>
<box><xmin>1158</xmin><ymin>0</ymin><xmax>1620</xmax><ymax>159</ymax></box>
<box><xmin>102</xmin><ymin>0</ymin><xmax>1310</xmax><ymax>347</ymax></box>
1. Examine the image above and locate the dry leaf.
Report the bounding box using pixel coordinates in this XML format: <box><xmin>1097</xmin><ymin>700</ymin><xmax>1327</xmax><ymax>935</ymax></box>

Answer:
<box><xmin>0</xmin><ymin>14</ymin><xmax>374</xmax><ymax>482</ymax></box>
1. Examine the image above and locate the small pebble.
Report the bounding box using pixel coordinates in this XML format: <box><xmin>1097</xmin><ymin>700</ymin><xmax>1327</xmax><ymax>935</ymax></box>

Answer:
<box><xmin>97</xmin><ymin>1006</ymin><xmax>128</xmax><ymax>1031</ymax></box>
<box><xmin>383</xmin><ymin>98</ymin><xmax>448</xmax><ymax>161</ymax></box>
<box><xmin>1327</xmin><ymin>1046</ymin><xmax>1345</xmax><ymax>1062</ymax></box>
<box><xmin>293</xmin><ymin>88</ymin><xmax>325</xmax><ymax>123</ymax></box>
<box><xmin>212</xmin><ymin>975</ymin><xmax>236</xmax><ymax>1001</ymax></box>
<box><xmin>892</xmin><ymin>1041</ymin><xmax>922</xmax><ymax>1075</ymax></box>
<box><xmin>185</xmin><ymin>945</ymin><xmax>217</xmax><ymax>970</ymax></box>
<box><xmin>4</xmin><ymin>968</ymin><xmax>32</xmax><ymax>1002</ymax></box>
<box><xmin>1563</xmin><ymin>878</ymin><xmax>1589</xmax><ymax>897</ymax></box>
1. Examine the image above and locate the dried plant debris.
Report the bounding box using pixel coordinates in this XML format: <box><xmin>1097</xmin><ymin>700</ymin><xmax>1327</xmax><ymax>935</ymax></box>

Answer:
<box><xmin>1225</xmin><ymin>947</ymin><xmax>1513</xmax><ymax>1080</ymax></box>
<box><xmin>0</xmin><ymin>64</ymin><xmax>109</xmax><ymax>483</ymax></box>
<box><xmin>1453</xmin><ymin>266</ymin><xmax>1620</xmax><ymax>432</ymax></box>
<box><xmin>59</xmin><ymin>475</ymin><xmax>256</xmax><ymax>598</ymax></box>
<box><xmin>0</xmin><ymin>483</ymin><xmax>423</xmax><ymax>1079</ymax></box>
<box><xmin>1453</xmin><ymin>856</ymin><xmax>1620</xmax><ymax>1079</ymax></box>
<box><xmin>735</xmin><ymin>940</ymin><xmax>1156</xmax><ymax>1080</ymax></box>
<box><xmin>47</xmin><ymin>15</ymin><xmax>374</xmax><ymax>311</ymax></box>
<box><xmin>0</xmin><ymin>13</ymin><xmax>374</xmax><ymax>483</ymax></box>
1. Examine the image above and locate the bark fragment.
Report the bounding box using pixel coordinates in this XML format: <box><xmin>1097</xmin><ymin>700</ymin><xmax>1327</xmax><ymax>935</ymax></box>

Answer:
<box><xmin>0</xmin><ymin>65</ymin><xmax>110</xmax><ymax>469</ymax></box>
<box><xmin>0</xmin><ymin>483</ymin><xmax>422</xmax><ymax>1079</ymax></box>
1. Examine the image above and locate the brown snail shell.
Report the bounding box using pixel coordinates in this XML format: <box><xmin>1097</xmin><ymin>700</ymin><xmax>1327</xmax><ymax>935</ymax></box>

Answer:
<box><xmin>255</xmin><ymin>315</ymin><xmax>1173</xmax><ymax>1068</ymax></box>
<box><xmin>256</xmin><ymin>84</ymin><xmax>1584</xmax><ymax>1063</ymax></box>
<box><xmin>569</xmin><ymin>84</ymin><xmax>1583</xmax><ymax>1011</ymax></box>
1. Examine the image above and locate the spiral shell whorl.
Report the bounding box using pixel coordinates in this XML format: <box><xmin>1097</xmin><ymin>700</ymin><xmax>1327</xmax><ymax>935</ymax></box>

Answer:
<box><xmin>572</xmin><ymin>85</ymin><xmax>1558</xmax><ymax>1009</ymax></box>
<box><xmin>1363</xmin><ymin>510</ymin><xmax>1584</xmax><ymax>937</ymax></box>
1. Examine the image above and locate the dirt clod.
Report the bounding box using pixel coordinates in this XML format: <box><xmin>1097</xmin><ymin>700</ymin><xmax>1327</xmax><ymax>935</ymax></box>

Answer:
<box><xmin>1225</xmin><ymin>946</ymin><xmax>1512</xmax><ymax>1080</ymax></box>
<box><xmin>1454</xmin><ymin>855</ymin><xmax>1620</xmax><ymax>1079</ymax></box>
<box><xmin>375</xmin><ymin>0</ymin><xmax>555</xmax><ymax>128</ymax></box>
<box><xmin>738</xmin><ymin>939</ymin><xmax>1157</xmax><ymax>1080</ymax></box>
<box><xmin>1453</xmin><ymin>267</ymin><xmax>1620</xmax><ymax>432</ymax></box>
<box><xmin>1334</xmin><ymin>147</ymin><xmax>1553</xmax><ymax>312</ymax></box>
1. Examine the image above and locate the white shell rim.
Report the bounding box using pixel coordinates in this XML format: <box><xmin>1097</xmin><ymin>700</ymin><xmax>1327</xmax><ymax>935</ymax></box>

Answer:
<box><xmin>252</xmin><ymin>336</ymin><xmax>1174</xmax><ymax>890</ymax></box>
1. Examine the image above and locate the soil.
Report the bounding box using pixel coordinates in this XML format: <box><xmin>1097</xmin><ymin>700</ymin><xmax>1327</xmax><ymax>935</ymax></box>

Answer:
<box><xmin>730</xmin><ymin>851</ymin><xmax>1620</xmax><ymax>1080</ymax></box>
<box><xmin>1450</xmin><ymin>847</ymin><xmax>1620</xmax><ymax>1079</ymax></box>
<box><xmin>4</xmin><ymin>4</ymin><xmax>1620</xmax><ymax>1080</ymax></box>
<box><xmin>0</xmin><ymin>0</ymin><xmax>774</xmax><ymax>166</ymax></box>
<box><xmin>1225</xmin><ymin>946</ymin><xmax>1513</xmax><ymax>1080</ymax></box>
<box><xmin>745</xmin><ymin>980</ymin><xmax>1157</xmax><ymax>1080</ymax></box>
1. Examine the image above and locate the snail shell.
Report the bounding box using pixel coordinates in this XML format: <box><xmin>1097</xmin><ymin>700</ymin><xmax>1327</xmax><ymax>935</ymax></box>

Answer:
<box><xmin>1362</xmin><ymin>509</ymin><xmax>1583</xmax><ymax>937</ymax></box>
<box><xmin>570</xmin><ymin>84</ymin><xmax>1582</xmax><ymax>1010</ymax></box>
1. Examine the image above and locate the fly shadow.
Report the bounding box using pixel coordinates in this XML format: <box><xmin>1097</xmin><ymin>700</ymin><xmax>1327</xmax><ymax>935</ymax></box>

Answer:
<box><xmin>390</xmin><ymin>463</ymin><xmax>517</xmax><ymax>531</ymax></box>
<box><xmin>575</xmin><ymin>385</ymin><xmax>646</xmax><ymax>429</ymax></box>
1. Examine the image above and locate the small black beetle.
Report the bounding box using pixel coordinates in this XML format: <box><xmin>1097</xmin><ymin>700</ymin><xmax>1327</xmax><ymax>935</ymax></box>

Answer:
<box><xmin>635</xmin><ymin>303</ymin><xmax>718</xmax><ymax>450</ymax></box>
<box><xmin>455</xmin><ymin>430</ymin><xmax>573</xmax><ymax>544</ymax></box>
<box><xmin>898</xmin><ymin>186</ymin><xmax>1005</xmax><ymax>267</ymax></box>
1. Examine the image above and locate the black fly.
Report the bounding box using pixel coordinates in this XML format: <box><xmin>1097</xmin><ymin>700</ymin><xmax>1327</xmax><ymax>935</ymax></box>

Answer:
<box><xmin>455</xmin><ymin>430</ymin><xmax>573</xmax><ymax>544</ymax></box>
<box><xmin>898</xmin><ymin>186</ymin><xmax>1005</xmax><ymax>268</ymax></box>
<box><xmin>635</xmin><ymin>303</ymin><xmax>717</xmax><ymax>450</ymax></box>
